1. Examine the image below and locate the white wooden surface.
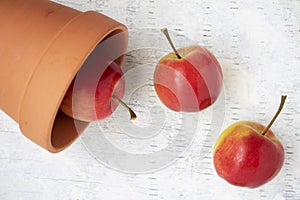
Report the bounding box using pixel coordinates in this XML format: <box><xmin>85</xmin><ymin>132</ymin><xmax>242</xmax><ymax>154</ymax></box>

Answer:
<box><xmin>1</xmin><ymin>0</ymin><xmax>300</xmax><ymax>199</ymax></box>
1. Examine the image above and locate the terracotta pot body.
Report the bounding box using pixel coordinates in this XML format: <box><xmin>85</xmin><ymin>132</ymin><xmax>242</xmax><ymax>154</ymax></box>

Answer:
<box><xmin>0</xmin><ymin>0</ymin><xmax>128</xmax><ymax>152</ymax></box>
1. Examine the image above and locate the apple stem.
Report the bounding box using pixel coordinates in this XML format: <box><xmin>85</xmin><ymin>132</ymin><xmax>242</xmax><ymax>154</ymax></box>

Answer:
<box><xmin>161</xmin><ymin>27</ymin><xmax>182</xmax><ymax>59</ymax></box>
<box><xmin>112</xmin><ymin>95</ymin><xmax>137</xmax><ymax>120</ymax></box>
<box><xmin>261</xmin><ymin>95</ymin><xmax>287</xmax><ymax>136</ymax></box>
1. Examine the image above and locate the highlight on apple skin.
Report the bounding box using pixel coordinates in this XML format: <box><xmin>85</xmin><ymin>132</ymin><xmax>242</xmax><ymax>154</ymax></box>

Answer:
<box><xmin>154</xmin><ymin>28</ymin><xmax>223</xmax><ymax>112</ymax></box>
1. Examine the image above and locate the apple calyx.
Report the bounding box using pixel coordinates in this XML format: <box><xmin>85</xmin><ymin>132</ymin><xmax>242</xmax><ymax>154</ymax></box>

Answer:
<box><xmin>261</xmin><ymin>95</ymin><xmax>287</xmax><ymax>136</ymax></box>
<box><xmin>161</xmin><ymin>27</ymin><xmax>182</xmax><ymax>59</ymax></box>
<box><xmin>112</xmin><ymin>95</ymin><xmax>137</xmax><ymax>120</ymax></box>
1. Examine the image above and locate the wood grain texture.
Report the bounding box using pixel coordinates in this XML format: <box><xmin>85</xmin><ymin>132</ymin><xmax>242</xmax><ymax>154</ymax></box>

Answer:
<box><xmin>1</xmin><ymin>0</ymin><xmax>300</xmax><ymax>199</ymax></box>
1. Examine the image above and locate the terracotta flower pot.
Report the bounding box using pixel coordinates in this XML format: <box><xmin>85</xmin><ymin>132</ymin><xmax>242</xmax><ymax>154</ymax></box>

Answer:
<box><xmin>0</xmin><ymin>0</ymin><xmax>128</xmax><ymax>152</ymax></box>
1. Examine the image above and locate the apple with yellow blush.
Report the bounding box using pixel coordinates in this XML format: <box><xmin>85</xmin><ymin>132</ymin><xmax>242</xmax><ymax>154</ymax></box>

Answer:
<box><xmin>213</xmin><ymin>95</ymin><xmax>287</xmax><ymax>188</ymax></box>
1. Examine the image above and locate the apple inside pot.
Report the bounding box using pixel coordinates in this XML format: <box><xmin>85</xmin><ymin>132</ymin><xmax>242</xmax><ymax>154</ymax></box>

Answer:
<box><xmin>60</xmin><ymin>34</ymin><xmax>136</xmax><ymax>122</ymax></box>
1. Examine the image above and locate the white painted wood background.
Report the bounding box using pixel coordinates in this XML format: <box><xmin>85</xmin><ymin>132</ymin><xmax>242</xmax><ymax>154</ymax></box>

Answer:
<box><xmin>1</xmin><ymin>0</ymin><xmax>300</xmax><ymax>199</ymax></box>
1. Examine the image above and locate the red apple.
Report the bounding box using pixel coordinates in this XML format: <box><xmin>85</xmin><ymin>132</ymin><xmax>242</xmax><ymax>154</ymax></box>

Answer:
<box><xmin>154</xmin><ymin>28</ymin><xmax>223</xmax><ymax>112</ymax></box>
<box><xmin>213</xmin><ymin>95</ymin><xmax>287</xmax><ymax>188</ymax></box>
<box><xmin>60</xmin><ymin>61</ymin><xmax>136</xmax><ymax>122</ymax></box>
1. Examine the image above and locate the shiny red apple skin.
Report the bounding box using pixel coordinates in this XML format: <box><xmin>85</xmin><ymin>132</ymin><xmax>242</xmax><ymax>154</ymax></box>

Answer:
<box><xmin>154</xmin><ymin>45</ymin><xmax>223</xmax><ymax>112</ymax></box>
<box><xmin>213</xmin><ymin>121</ymin><xmax>285</xmax><ymax>188</ymax></box>
<box><xmin>60</xmin><ymin>62</ymin><xmax>124</xmax><ymax>122</ymax></box>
